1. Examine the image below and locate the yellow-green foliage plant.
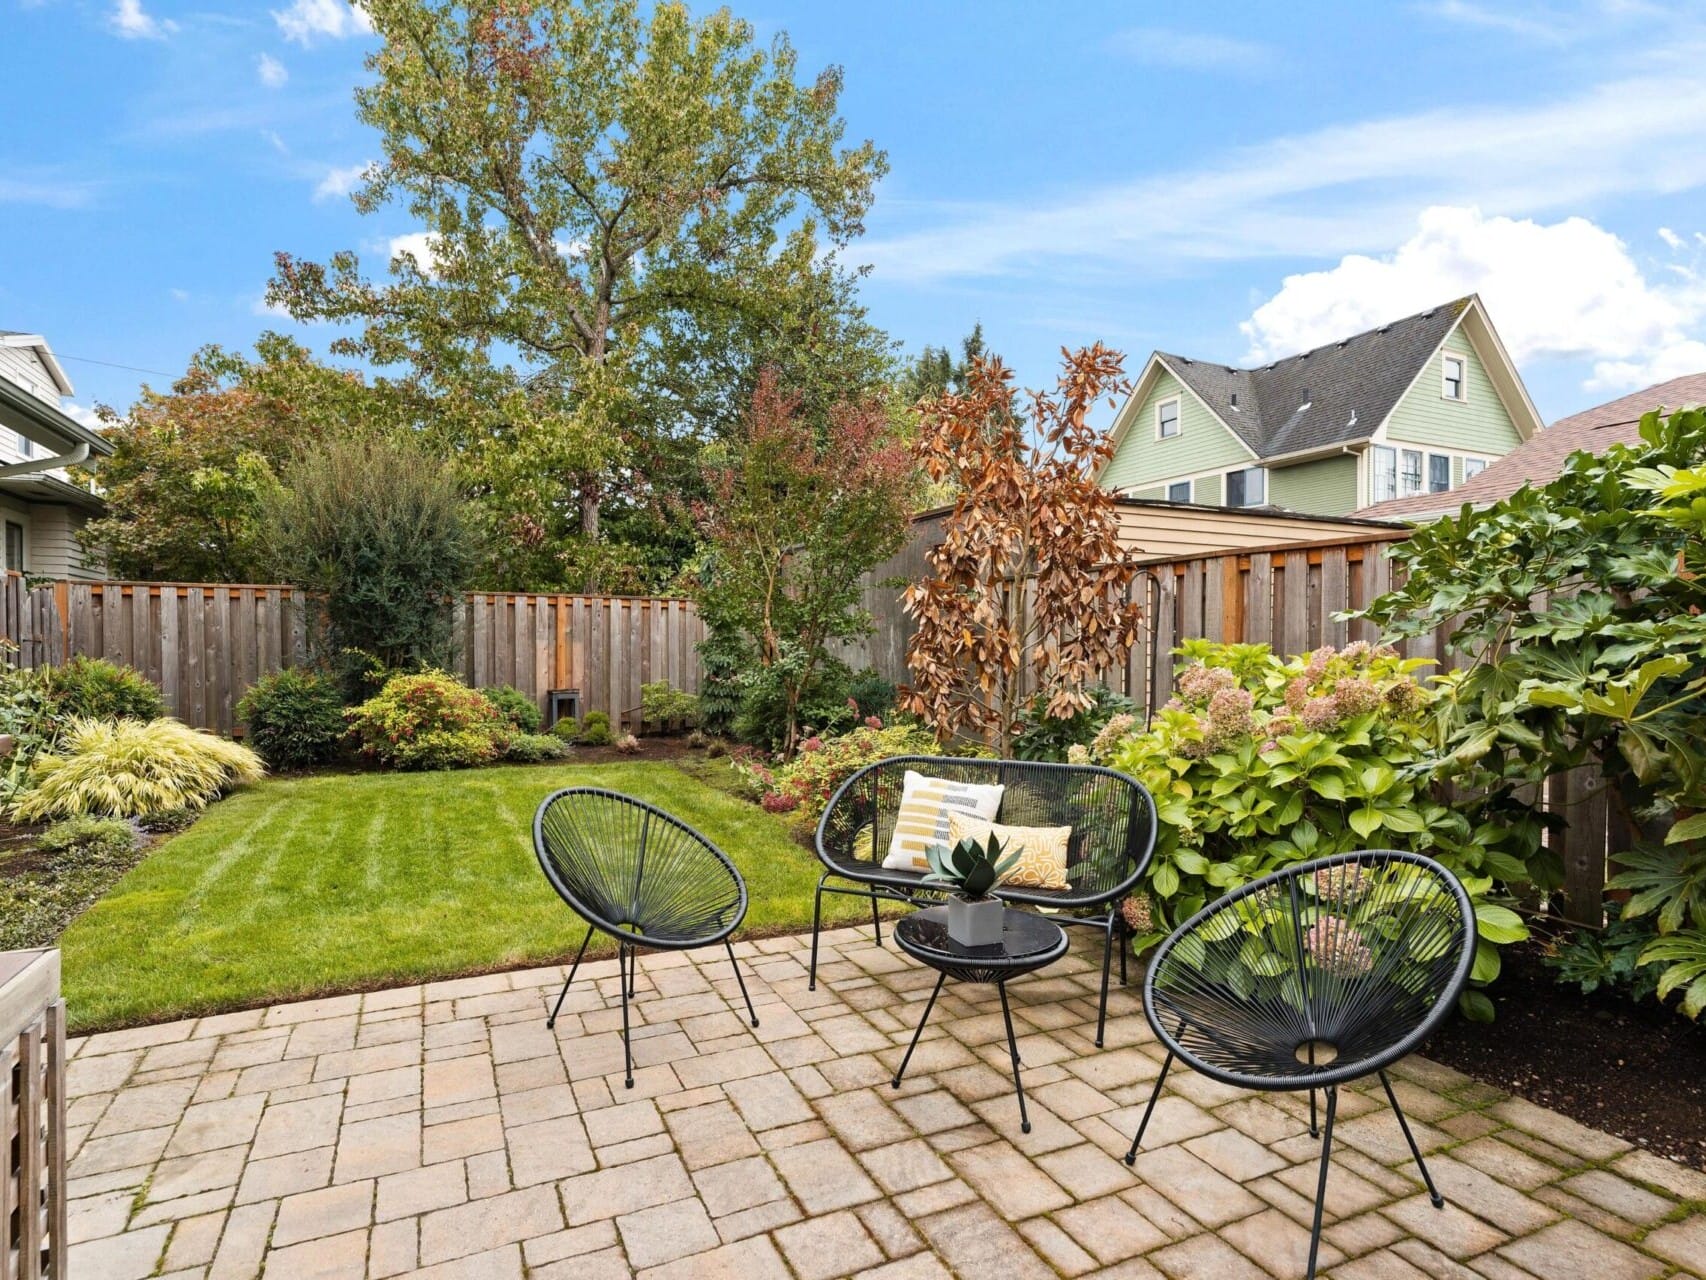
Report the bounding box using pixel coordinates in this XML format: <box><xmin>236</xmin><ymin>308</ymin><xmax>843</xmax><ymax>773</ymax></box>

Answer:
<box><xmin>13</xmin><ymin>718</ymin><xmax>265</xmax><ymax>822</ymax></box>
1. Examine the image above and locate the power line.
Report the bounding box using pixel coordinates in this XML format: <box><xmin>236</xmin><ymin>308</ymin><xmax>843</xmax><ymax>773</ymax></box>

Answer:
<box><xmin>53</xmin><ymin>353</ymin><xmax>177</xmax><ymax>378</ymax></box>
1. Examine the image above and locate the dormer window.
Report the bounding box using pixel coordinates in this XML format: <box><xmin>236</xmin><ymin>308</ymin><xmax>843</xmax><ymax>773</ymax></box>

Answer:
<box><xmin>1157</xmin><ymin>398</ymin><xmax>1180</xmax><ymax>439</ymax></box>
<box><xmin>1442</xmin><ymin>354</ymin><xmax>1467</xmax><ymax>401</ymax></box>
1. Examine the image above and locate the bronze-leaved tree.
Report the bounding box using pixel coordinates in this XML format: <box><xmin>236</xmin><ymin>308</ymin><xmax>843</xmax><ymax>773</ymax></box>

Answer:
<box><xmin>694</xmin><ymin>369</ymin><xmax>913</xmax><ymax>755</ymax></box>
<box><xmin>268</xmin><ymin>0</ymin><xmax>887</xmax><ymax>589</ymax></box>
<box><xmin>902</xmin><ymin>346</ymin><xmax>1144</xmax><ymax>755</ymax></box>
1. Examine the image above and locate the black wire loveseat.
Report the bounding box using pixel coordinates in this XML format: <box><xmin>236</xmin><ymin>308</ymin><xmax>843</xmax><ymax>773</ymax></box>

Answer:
<box><xmin>812</xmin><ymin>756</ymin><xmax>1157</xmax><ymax>1046</ymax></box>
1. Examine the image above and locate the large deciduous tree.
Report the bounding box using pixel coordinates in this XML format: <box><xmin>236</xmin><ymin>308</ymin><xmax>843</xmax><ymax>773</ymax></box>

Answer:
<box><xmin>78</xmin><ymin>336</ymin><xmax>391</xmax><ymax>583</ymax></box>
<box><xmin>902</xmin><ymin>346</ymin><xmax>1144</xmax><ymax>756</ymax></box>
<box><xmin>694</xmin><ymin>368</ymin><xmax>913</xmax><ymax>755</ymax></box>
<box><xmin>268</xmin><ymin>0</ymin><xmax>887</xmax><ymax>587</ymax></box>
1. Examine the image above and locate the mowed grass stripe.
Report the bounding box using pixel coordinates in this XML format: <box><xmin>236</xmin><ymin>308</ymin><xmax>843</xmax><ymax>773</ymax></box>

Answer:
<box><xmin>60</xmin><ymin>761</ymin><xmax>868</xmax><ymax>1032</ymax></box>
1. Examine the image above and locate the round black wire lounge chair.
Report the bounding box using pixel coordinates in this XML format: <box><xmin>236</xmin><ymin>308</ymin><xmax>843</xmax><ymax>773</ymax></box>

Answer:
<box><xmin>1122</xmin><ymin>850</ymin><xmax>1476</xmax><ymax>1280</ymax></box>
<box><xmin>533</xmin><ymin>788</ymin><xmax>759</xmax><ymax>1088</ymax></box>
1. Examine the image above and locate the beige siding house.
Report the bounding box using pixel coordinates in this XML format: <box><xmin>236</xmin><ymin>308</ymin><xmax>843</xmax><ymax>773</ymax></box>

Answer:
<box><xmin>1099</xmin><ymin>295</ymin><xmax>1543</xmax><ymax>517</ymax></box>
<box><xmin>0</xmin><ymin>332</ymin><xmax>113</xmax><ymax>579</ymax></box>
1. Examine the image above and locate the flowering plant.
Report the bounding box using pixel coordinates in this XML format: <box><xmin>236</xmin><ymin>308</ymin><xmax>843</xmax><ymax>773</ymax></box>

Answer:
<box><xmin>1101</xmin><ymin>641</ymin><xmax>1534</xmax><ymax>1017</ymax></box>
<box><xmin>346</xmin><ymin>670</ymin><xmax>506</xmax><ymax>771</ymax></box>
<box><xmin>761</xmin><ymin>723</ymin><xmax>939</xmax><ymax>822</ymax></box>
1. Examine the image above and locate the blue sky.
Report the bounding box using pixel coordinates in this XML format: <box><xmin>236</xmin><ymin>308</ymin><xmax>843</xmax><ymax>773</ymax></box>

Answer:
<box><xmin>6</xmin><ymin>0</ymin><xmax>1706</xmax><ymax>427</ymax></box>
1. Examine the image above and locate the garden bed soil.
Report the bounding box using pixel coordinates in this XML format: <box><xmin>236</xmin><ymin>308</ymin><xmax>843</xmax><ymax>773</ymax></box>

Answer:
<box><xmin>565</xmin><ymin>734</ymin><xmax>700</xmax><ymax>764</ymax></box>
<box><xmin>1426</xmin><ymin>940</ymin><xmax>1706</xmax><ymax>1171</ymax></box>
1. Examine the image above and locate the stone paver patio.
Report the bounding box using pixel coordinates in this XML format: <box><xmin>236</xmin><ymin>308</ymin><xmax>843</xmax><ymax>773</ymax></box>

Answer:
<box><xmin>62</xmin><ymin>927</ymin><xmax>1706</xmax><ymax>1280</ymax></box>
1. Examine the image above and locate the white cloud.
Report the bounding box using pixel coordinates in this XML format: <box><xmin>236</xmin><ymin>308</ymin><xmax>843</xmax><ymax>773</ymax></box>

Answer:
<box><xmin>273</xmin><ymin>0</ymin><xmax>372</xmax><ymax>46</ymax></box>
<box><xmin>1238</xmin><ymin>206</ymin><xmax>1706</xmax><ymax>392</ymax></box>
<box><xmin>251</xmin><ymin>293</ymin><xmax>292</xmax><ymax>318</ymax></box>
<box><xmin>313</xmin><ymin>161</ymin><xmax>371</xmax><ymax>203</ymax></box>
<box><xmin>63</xmin><ymin>403</ymin><xmax>106</xmax><ymax>431</ymax></box>
<box><xmin>169</xmin><ymin>287</ymin><xmax>190</xmax><ymax>302</ymax></box>
<box><xmin>108</xmin><ymin>0</ymin><xmax>176</xmax><ymax>40</ymax></box>
<box><xmin>1106</xmin><ymin>27</ymin><xmax>1270</xmax><ymax>72</ymax></box>
<box><xmin>387</xmin><ymin>232</ymin><xmax>442</xmax><ymax>276</ymax></box>
<box><xmin>1660</xmin><ymin>226</ymin><xmax>1685</xmax><ymax>250</ymax></box>
<box><xmin>263</xmin><ymin>130</ymin><xmax>289</xmax><ymax>155</ymax></box>
<box><xmin>257</xmin><ymin>53</ymin><xmax>289</xmax><ymax>88</ymax></box>
<box><xmin>860</xmin><ymin>70</ymin><xmax>1706</xmax><ymax>283</ymax></box>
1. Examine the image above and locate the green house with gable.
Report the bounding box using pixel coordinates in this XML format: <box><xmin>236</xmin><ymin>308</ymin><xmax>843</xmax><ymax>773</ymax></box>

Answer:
<box><xmin>1098</xmin><ymin>296</ymin><xmax>1543</xmax><ymax>517</ymax></box>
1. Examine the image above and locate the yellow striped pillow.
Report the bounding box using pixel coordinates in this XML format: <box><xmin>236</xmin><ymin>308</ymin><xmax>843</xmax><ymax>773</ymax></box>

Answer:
<box><xmin>948</xmin><ymin>812</ymin><xmax>1072</xmax><ymax>891</ymax></box>
<box><xmin>881</xmin><ymin>770</ymin><xmax>1005</xmax><ymax>872</ymax></box>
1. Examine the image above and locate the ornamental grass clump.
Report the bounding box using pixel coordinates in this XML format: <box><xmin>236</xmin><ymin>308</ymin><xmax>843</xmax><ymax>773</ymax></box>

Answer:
<box><xmin>1099</xmin><ymin>640</ymin><xmax>1533</xmax><ymax>1018</ymax></box>
<box><xmin>13</xmin><ymin>718</ymin><xmax>264</xmax><ymax>821</ymax></box>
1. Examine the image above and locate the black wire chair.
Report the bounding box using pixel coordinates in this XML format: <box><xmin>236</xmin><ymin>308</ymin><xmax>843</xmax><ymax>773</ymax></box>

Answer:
<box><xmin>813</xmin><ymin>756</ymin><xmax>1157</xmax><ymax>1046</ymax></box>
<box><xmin>533</xmin><ymin>788</ymin><xmax>759</xmax><ymax>1088</ymax></box>
<box><xmin>1122</xmin><ymin>850</ymin><xmax>1476</xmax><ymax>1280</ymax></box>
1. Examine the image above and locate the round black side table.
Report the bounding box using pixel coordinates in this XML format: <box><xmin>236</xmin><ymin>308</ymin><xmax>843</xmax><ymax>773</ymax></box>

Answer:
<box><xmin>890</xmin><ymin>905</ymin><xmax>1069</xmax><ymax>1133</ymax></box>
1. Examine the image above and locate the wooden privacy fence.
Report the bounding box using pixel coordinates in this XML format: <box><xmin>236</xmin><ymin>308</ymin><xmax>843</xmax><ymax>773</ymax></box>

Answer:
<box><xmin>0</xmin><ymin>576</ymin><xmax>704</xmax><ymax>737</ymax></box>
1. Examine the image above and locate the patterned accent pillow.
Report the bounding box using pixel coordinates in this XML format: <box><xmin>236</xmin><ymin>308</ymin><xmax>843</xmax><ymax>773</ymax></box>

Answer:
<box><xmin>881</xmin><ymin>770</ymin><xmax>1005</xmax><ymax>872</ymax></box>
<box><xmin>947</xmin><ymin>812</ymin><xmax>1072</xmax><ymax>892</ymax></box>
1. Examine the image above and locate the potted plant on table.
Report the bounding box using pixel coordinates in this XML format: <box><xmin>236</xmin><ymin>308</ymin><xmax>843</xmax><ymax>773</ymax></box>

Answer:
<box><xmin>924</xmin><ymin>832</ymin><xmax>1021</xmax><ymax>946</ymax></box>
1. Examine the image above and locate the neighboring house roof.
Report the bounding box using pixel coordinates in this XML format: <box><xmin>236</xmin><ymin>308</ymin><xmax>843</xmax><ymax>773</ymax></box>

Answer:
<box><xmin>0</xmin><ymin>331</ymin><xmax>75</xmax><ymax>397</ymax></box>
<box><xmin>1101</xmin><ymin>294</ymin><xmax>1543</xmax><ymax>480</ymax></box>
<box><xmin>1354</xmin><ymin>371</ymin><xmax>1706</xmax><ymax>520</ymax></box>
<box><xmin>0</xmin><ymin>372</ymin><xmax>114</xmax><ymax>459</ymax></box>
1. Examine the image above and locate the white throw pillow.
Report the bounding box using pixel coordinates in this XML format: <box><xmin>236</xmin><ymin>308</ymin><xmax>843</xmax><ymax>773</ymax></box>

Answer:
<box><xmin>881</xmin><ymin>770</ymin><xmax>1005</xmax><ymax>873</ymax></box>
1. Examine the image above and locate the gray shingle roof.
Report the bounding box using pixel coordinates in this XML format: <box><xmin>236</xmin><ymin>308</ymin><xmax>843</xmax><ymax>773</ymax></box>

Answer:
<box><xmin>1157</xmin><ymin>297</ymin><xmax>1472</xmax><ymax>460</ymax></box>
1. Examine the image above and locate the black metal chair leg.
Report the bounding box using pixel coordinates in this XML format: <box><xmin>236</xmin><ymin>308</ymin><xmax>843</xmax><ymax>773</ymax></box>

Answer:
<box><xmin>726</xmin><ymin>940</ymin><xmax>759</xmax><ymax>1028</ymax></box>
<box><xmin>808</xmin><ymin>874</ymin><xmax>827</xmax><ymax>991</ymax></box>
<box><xmin>1124</xmin><ymin>1050</ymin><xmax>1174</xmax><ymax>1164</ymax></box>
<box><xmin>1095</xmin><ymin>916</ymin><xmax>1116</xmax><ymax>1048</ymax></box>
<box><xmin>997</xmin><ymin>980</ymin><xmax>1033</xmax><ymax>1134</ymax></box>
<box><xmin>1118</xmin><ymin>918</ymin><xmax>1129</xmax><ymax>986</ymax></box>
<box><xmin>891</xmin><ymin>972</ymin><xmax>947</xmax><ymax>1088</ymax></box>
<box><xmin>1381</xmin><ymin>1071</ymin><xmax>1444</xmax><ymax>1207</ymax></box>
<box><xmin>871</xmin><ymin>892</ymin><xmax>883</xmax><ymax>946</ymax></box>
<box><xmin>1310</xmin><ymin>1087</ymin><xmax>1319</xmax><ymax>1138</ymax></box>
<box><xmin>1306</xmin><ymin>1086</ymin><xmax>1338</xmax><ymax>1279</ymax></box>
<box><xmin>546</xmin><ymin>925</ymin><xmax>594</xmax><ymax>1030</ymax></box>
<box><xmin>619</xmin><ymin>942</ymin><xmax>634</xmax><ymax>1089</ymax></box>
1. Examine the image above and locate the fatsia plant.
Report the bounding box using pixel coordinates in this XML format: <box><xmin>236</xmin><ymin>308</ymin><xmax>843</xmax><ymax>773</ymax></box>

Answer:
<box><xmin>902</xmin><ymin>346</ymin><xmax>1145</xmax><ymax>755</ymax></box>
<box><xmin>1359</xmin><ymin>406</ymin><xmax>1706</xmax><ymax>1017</ymax></box>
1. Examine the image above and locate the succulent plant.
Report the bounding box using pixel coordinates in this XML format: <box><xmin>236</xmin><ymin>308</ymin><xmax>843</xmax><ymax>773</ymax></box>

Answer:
<box><xmin>923</xmin><ymin>831</ymin><xmax>1020</xmax><ymax>900</ymax></box>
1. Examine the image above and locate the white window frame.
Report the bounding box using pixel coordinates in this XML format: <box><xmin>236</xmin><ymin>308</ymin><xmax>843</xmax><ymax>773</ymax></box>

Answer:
<box><xmin>1463</xmin><ymin>455</ymin><xmax>1488</xmax><ymax>480</ymax></box>
<box><xmin>1371</xmin><ymin>446</ymin><xmax>1398</xmax><ymax>503</ymax></box>
<box><xmin>1223</xmin><ymin>466</ymin><xmax>1266</xmax><ymax>508</ymax></box>
<box><xmin>1400</xmin><ymin>449</ymin><xmax>1424</xmax><ymax>497</ymax></box>
<box><xmin>1156</xmin><ymin>397</ymin><xmax>1181</xmax><ymax>440</ymax></box>
<box><xmin>1166</xmin><ymin>479</ymin><xmax>1193</xmax><ymax>503</ymax></box>
<box><xmin>1442</xmin><ymin>352</ymin><xmax>1468</xmax><ymax>402</ymax></box>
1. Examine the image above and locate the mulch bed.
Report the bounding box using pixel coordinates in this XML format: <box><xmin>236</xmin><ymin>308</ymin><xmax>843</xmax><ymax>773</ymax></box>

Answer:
<box><xmin>1426</xmin><ymin>939</ymin><xmax>1706</xmax><ymax>1172</ymax></box>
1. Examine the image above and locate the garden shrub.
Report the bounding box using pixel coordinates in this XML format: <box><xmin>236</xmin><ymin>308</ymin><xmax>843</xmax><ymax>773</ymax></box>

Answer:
<box><xmin>346</xmin><ymin>671</ymin><xmax>505</xmax><ymax>771</ymax></box>
<box><xmin>504</xmin><ymin>732</ymin><xmax>568</xmax><ymax>763</ymax></box>
<box><xmin>576</xmin><ymin>711</ymin><xmax>613</xmax><ymax>747</ymax></box>
<box><xmin>237</xmin><ymin>668</ymin><xmax>347</xmax><ymax>769</ymax></box>
<box><xmin>13</xmin><ymin>718</ymin><xmax>265</xmax><ymax>821</ymax></box>
<box><xmin>614</xmin><ymin>733</ymin><xmax>641</xmax><ymax>755</ymax></box>
<box><xmin>733</xmin><ymin>653</ymin><xmax>855</xmax><ymax>751</ymax></box>
<box><xmin>1101</xmin><ymin>640</ymin><xmax>1535</xmax><ymax>1019</ymax></box>
<box><xmin>37</xmin><ymin>816</ymin><xmax>137</xmax><ymax>863</ymax></box>
<box><xmin>1360</xmin><ymin>406</ymin><xmax>1706</xmax><ymax>1018</ymax></box>
<box><xmin>549</xmin><ymin>714</ymin><xmax>579</xmax><ymax>742</ymax></box>
<box><xmin>686</xmin><ymin>729</ymin><xmax>709</xmax><ymax>749</ymax></box>
<box><xmin>847</xmin><ymin>667</ymin><xmax>896</xmax><ymax>722</ymax></box>
<box><xmin>265</xmin><ymin>435</ymin><xmax>480</xmax><ymax>697</ymax></box>
<box><xmin>1012</xmin><ymin>686</ymin><xmax>1134</xmax><ymax>762</ymax></box>
<box><xmin>695</xmin><ymin>629</ymin><xmax>745</xmax><ymax>735</ymax></box>
<box><xmin>764</xmin><ymin>723</ymin><xmax>939</xmax><ymax>822</ymax></box>
<box><xmin>640</xmin><ymin>681</ymin><xmax>700</xmax><ymax>730</ymax></box>
<box><xmin>483</xmin><ymin>686</ymin><xmax>543</xmax><ymax>734</ymax></box>
<box><xmin>0</xmin><ymin>656</ymin><xmax>56</xmax><ymax>810</ymax></box>
<box><xmin>44</xmin><ymin>656</ymin><xmax>165</xmax><ymax>724</ymax></box>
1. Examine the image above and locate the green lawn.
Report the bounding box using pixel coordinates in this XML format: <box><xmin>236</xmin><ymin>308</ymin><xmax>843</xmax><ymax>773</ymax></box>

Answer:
<box><xmin>59</xmin><ymin>761</ymin><xmax>867</xmax><ymax>1032</ymax></box>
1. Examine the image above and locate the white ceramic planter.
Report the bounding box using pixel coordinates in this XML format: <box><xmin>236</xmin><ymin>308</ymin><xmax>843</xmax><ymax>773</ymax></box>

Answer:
<box><xmin>947</xmin><ymin>895</ymin><xmax>1005</xmax><ymax>947</ymax></box>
